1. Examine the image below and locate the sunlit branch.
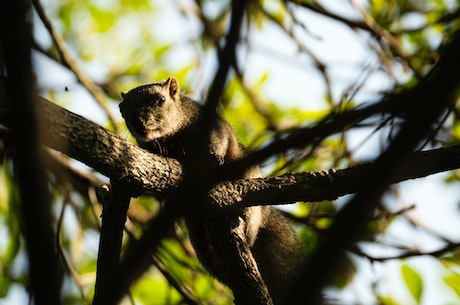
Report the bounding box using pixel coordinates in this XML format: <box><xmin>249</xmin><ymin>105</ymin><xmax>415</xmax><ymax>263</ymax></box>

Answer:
<box><xmin>3</xmin><ymin>93</ymin><xmax>460</xmax><ymax>209</ymax></box>
<box><xmin>31</xmin><ymin>0</ymin><xmax>119</xmax><ymax>133</ymax></box>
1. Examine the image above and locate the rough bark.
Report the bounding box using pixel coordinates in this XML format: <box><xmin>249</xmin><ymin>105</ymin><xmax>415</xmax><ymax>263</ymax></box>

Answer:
<box><xmin>36</xmin><ymin>96</ymin><xmax>183</xmax><ymax>196</ymax></box>
<box><xmin>2</xmin><ymin>95</ymin><xmax>460</xmax><ymax>209</ymax></box>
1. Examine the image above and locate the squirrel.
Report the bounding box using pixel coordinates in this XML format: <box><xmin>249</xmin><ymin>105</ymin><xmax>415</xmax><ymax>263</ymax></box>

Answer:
<box><xmin>119</xmin><ymin>76</ymin><xmax>306</xmax><ymax>304</ymax></box>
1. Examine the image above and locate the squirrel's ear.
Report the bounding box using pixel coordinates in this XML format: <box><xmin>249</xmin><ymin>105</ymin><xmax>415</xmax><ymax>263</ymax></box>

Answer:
<box><xmin>165</xmin><ymin>76</ymin><xmax>180</xmax><ymax>99</ymax></box>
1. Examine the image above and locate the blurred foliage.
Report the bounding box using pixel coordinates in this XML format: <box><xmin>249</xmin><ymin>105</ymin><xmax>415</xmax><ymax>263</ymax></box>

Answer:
<box><xmin>401</xmin><ymin>264</ymin><xmax>423</xmax><ymax>303</ymax></box>
<box><xmin>2</xmin><ymin>0</ymin><xmax>460</xmax><ymax>304</ymax></box>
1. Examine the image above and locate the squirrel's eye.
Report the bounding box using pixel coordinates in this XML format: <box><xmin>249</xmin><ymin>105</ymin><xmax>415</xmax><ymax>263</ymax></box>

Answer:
<box><xmin>158</xmin><ymin>96</ymin><xmax>165</xmax><ymax>105</ymax></box>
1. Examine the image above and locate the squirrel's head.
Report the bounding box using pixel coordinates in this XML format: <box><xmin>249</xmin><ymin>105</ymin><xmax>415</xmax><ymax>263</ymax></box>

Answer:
<box><xmin>119</xmin><ymin>76</ymin><xmax>184</xmax><ymax>145</ymax></box>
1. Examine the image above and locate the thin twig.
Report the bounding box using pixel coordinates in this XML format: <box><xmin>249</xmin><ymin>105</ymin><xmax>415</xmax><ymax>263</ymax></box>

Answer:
<box><xmin>56</xmin><ymin>193</ymin><xmax>91</xmax><ymax>304</ymax></box>
<box><xmin>288</xmin><ymin>1</ymin><xmax>370</xmax><ymax>32</ymax></box>
<box><xmin>259</xmin><ymin>2</ymin><xmax>335</xmax><ymax>106</ymax></box>
<box><xmin>31</xmin><ymin>0</ymin><xmax>119</xmax><ymax>133</ymax></box>
<box><xmin>349</xmin><ymin>0</ymin><xmax>422</xmax><ymax>79</ymax></box>
<box><xmin>355</xmin><ymin>241</ymin><xmax>460</xmax><ymax>262</ymax></box>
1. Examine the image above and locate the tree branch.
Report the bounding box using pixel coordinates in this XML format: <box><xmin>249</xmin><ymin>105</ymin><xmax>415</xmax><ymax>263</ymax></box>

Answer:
<box><xmin>31</xmin><ymin>0</ymin><xmax>119</xmax><ymax>132</ymax></box>
<box><xmin>34</xmin><ymin>96</ymin><xmax>183</xmax><ymax>195</ymax></box>
<box><xmin>287</xmin><ymin>28</ymin><xmax>460</xmax><ymax>305</ymax></box>
<box><xmin>212</xmin><ymin>145</ymin><xmax>460</xmax><ymax>207</ymax></box>
<box><xmin>92</xmin><ymin>185</ymin><xmax>130</xmax><ymax>305</ymax></box>
<box><xmin>2</xmin><ymin>96</ymin><xmax>460</xmax><ymax>209</ymax></box>
<box><xmin>0</xmin><ymin>1</ymin><xmax>62</xmax><ymax>304</ymax></box>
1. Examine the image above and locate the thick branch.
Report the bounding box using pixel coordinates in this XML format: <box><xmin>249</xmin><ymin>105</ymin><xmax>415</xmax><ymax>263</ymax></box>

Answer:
<box><xmin>2</xmin><ymin>97</ymin><xmax>460</xmax><ymax>208</ymax></box>
<box><xmin>214</xmin><ymin>145</ymin><xmax>460</xmax><ymax>207</ymax></box>
<box><xmin>34</xmin><ymin>97</ymin><xmax>183</xmax><ymax>195</ymax></box>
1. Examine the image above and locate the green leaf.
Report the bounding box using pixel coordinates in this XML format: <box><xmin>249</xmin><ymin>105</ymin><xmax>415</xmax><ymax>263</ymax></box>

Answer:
<box><xmin>3</xmin><ymin>167</ymin><xmax>21</xmax><ymax>266</ymax></box>
<box><xmin>0</xmin><ymin>273</ymin><xmax>11</xmax><ymax>298</ymax></box>
<box><xmin>444</xmin><ymin>271</ymin><xmax>460</xmax><ymax>298</ymax></box>
<box><xmin>377</xmin><ymin>295</ymin><xmax>402</xmax><ymax>305</ymax></box>
<box><xmin>89</xmin><ymin>7</ymin><xmax>115</xmax><ymax>33</ymax></box>
<box><xmin>132</xmin><ymin>274</ymin><xmax>181</xmax><ymax>305</ymax></box>
<box><xmin>298</xmin><ymin>225</ymin><xmax>317</xmax><ymax>254</ymax></box>
<box><xmin>332</xmin><ymin>255</ymin><xmax>356</xmax><ymax>289</ymax></box>
<box><xmin>401</xmin><ymin>264</ymin><xmax>423</xmax><ymax>303</ymax></box>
